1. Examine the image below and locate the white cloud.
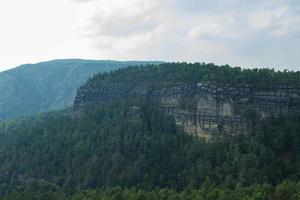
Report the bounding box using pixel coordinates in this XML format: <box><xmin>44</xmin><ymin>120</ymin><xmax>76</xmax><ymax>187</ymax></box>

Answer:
<box><xmin>248</xmin><ymin>10</ymin><xmax>273</xmax><ymax>30</ymax></box>
<box><xmin>89</xmin><ymin>0</ymin><xmax>159</xmax><ymax>37</ymax></box>
<box><xmin>0</xmin><ymin>0</ymin><xmax>95</xmax><ymax>71</ymax></box>
<box><xmin>75</xmin><ymin>0</ymin><xmax>300</xmax><ymax>70</ymax></box>
<box><xmin>0</xmin><ymin>0</ymin><xmax>299</xmax><ymax>71</ymax></box>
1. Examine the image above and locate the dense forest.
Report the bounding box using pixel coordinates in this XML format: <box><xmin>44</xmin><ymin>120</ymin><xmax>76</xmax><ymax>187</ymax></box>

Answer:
<box><xmin>1</xmin><ymin>182</ymin><xmax>300</xmax><ymax>200</ymax></box>
<box><xmin>87</xmin><ymin>63</ymin><xmax>300</xmax><ymax>89</ymax></box>
<box><xmin>0</xmin><ymin>63</ymin><xmax>299</xmax><ymax>199</ymax></box>
<box><xmin>0</xmin><ymin>102</ymin><xmax>299</xmax><ymax>199</ymax></box>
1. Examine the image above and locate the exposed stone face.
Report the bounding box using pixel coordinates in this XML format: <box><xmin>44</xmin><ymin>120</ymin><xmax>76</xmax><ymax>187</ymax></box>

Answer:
<box><xmin>74</xmin><ymin>81</ymin><xmax>300</xmax><ymax>137</ymax></box>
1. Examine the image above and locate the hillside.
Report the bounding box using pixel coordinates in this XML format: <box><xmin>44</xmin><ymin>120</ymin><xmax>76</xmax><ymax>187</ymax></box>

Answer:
<box><xmin>0</xmin><ymin>63</ymin><xmax>299</xmax><ymax>199</ymax></box>
<box><xmin>74</xmin><ymin>63</ymin><xmax>300</xmax><ymax>137</ymax></box>
<box><xmin>0</xmin><ymin>59</ymin><xmax>160</xmax><ymax>120</ymax></box>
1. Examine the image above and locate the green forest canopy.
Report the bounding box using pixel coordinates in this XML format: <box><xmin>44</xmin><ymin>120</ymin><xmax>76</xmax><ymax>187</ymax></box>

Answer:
<box><xmin>0</xmin><ymin>62</ymin><xmax>299</xmax><ymax>199</ymax></box>
<box><xmin>0</xmin><ymin>101</ymin><xmax>299</xmax><ymax>197</ymax></box>
<box><xmin>87</xmin><ymin>63</ymin><xmax>300</xmax><ymax>89</ymax></box>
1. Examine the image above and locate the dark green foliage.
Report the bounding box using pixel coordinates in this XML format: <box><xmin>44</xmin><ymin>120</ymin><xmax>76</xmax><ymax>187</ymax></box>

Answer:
<box><xmin>1</xmin><ymin>182</ymin><xmax>300</xmax><ymax>200</ymax></box>
<box><xmin>0</xmin><ymin>101</ymin><xmax>299</xmax><ymax>196</ymax></box>
<box><xmin>0</xmin><ymin>62</ymin><xmax>299</xmax><ymax>198</ymax></box>
<box><xmin>0</xmin><ymin>59</ymin><xmax>161</xmax><ymax>120</ymax></box>
<box><xmin>0</xmin><ymin>103</ymin><xmax>186</xmax><ymax>193</ymax></box>
<box><xmin>89</xmin><ymin>63</ymin><xmax>300</xmax><ymax>89</ymax></box>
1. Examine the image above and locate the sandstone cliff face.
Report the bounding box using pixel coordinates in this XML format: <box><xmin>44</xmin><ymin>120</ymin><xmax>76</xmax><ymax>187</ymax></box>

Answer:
<box><xmin>74</xmin><ymin>81</ymin><xmax>300</xmax><ymax>137</ymax></box>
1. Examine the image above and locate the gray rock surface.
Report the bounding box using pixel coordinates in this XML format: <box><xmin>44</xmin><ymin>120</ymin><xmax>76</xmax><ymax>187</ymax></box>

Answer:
<box><xmin>74</xmin><ymin>81</ymin><xmax>300</xmax><ymax>137</ymax></box>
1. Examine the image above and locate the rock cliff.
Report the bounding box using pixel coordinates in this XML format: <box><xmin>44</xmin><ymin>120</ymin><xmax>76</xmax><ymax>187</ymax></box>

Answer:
<box><xmin>74</xmin><ymin>80</ymin><xmax>300</xmax><ymax>137</ymax></box>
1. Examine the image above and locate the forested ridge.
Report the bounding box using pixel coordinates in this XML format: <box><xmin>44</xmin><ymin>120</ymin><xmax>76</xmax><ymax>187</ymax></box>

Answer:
<box><xmin>0</xmin><ymin>59</ymin><xmax>160</xmax><ymax>120</ymax></box>
<box><xmin>87</xmin><ymin>63</ymin><xmax>300</xmax><ymax>89</ymax></box>
<box><xmin>0</xmin><ymin>63</ymin><xmax>299</xmax><ymax>199</ymax></box>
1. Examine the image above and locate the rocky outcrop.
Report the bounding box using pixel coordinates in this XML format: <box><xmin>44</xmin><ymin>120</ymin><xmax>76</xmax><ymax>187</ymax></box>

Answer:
<box><xmin>74</xmin><ymin>81</ymin><xmax>300</xmax><ymax>137</ymax></box>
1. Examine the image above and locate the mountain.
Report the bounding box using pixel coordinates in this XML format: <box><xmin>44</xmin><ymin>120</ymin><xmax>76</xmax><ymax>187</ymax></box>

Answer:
<box><xmin>0</xmin><ymin>59</ymin><xmax>161</xmax><ymax>120</ymax></box>
<box><xmin>0</xmin><ymin>63</ymin><xmax>299</xmax><ymax>199</ymax></box>
<box><xmin>74</xmin><ymin>63</ymin><xmax>300</xmax><ymax>137</ymax></box>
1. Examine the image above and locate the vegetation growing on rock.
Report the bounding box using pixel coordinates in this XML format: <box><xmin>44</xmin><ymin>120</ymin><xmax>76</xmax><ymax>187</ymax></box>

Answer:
<box><xmin>0</xmin><ymin>63</ymin><xmax>299</xmax><ymax>199</ymax></box>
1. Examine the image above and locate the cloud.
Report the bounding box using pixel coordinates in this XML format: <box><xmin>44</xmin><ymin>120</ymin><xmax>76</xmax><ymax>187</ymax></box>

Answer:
<box><xmin>89</xmin><ymin>0</ymin><xmax>158</xmax><ymax>37</ymax></box>
<box><xmin>72</xmin><ymin>0</ymin><xmax>95</xmax><ymax>3</ymax></box>
<box><xmin>73</xmin><ymin>0</ymin><xmax>300</xmax><ymax>70</ymax></box>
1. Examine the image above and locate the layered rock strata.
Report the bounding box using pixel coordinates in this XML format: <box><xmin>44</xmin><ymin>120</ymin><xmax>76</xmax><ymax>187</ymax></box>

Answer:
<box><xmin>74</xmin><ymin>81</ymin><xmax>300</xmax><ymax>136</ymax></box>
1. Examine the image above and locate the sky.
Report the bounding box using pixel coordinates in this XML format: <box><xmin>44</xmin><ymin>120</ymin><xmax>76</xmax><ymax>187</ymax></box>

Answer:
<box><xmin>0</xmin><ymin>0</ymin><xmax>299</xmax><ymax>71</ymax></box>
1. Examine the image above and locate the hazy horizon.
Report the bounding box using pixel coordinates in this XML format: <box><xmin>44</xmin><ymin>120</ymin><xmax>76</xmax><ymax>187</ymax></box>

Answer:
<box><xmin>1</xmin><ymin>58</ymin><xmax>300</xmax><ymax>74</ymax></box>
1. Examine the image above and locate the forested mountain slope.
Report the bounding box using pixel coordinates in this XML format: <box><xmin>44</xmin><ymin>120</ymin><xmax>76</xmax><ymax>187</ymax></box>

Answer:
<box><xmin>0</xmin><ymin>63</ymin><xmax>299</xmax><ymax>199</ymax></box>
<box><xmin>0</xmin><ymin>59</ymin><xmax>160</xmax><ymax>120</ymax></box>
<box><xmin>0</xmin><ymin>102</ymin><xmax>300</xmax><ymax>199</ymax></box>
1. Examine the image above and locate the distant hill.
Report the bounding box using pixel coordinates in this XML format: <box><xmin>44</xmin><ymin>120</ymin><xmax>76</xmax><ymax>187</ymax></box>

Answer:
<box><xmin>0</xmin><ymin>59</ymin><xmax>161</xmax><ymax>120</ymax></box>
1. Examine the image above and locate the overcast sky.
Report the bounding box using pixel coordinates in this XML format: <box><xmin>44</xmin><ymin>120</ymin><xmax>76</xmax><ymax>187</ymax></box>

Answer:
<box><xmin>0</xmin><ymin>0</ymin><xmax>299</xmax><ymax>71</ymax></box>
